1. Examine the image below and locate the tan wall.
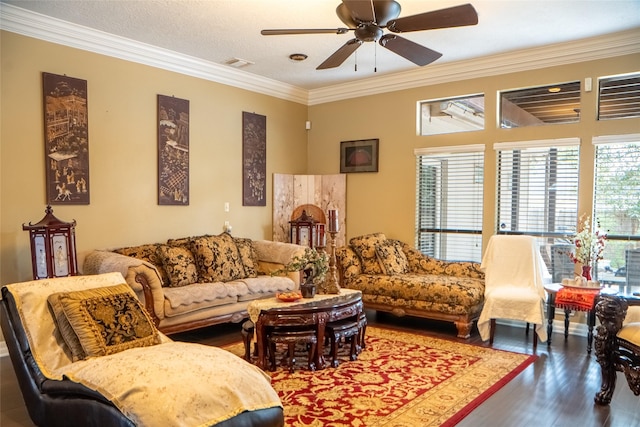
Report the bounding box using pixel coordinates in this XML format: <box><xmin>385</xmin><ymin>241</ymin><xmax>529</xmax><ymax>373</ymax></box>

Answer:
<box><xmin>307</xmin><ymin>54</ymin><xmax>640</xmax><ymax>249</ymax></box>
<box><xmin>0</xmin><ymin>32</ymin><xmax>309</xmax><ymax>287</ymax></box>
<box><xmin>0</xmin><ymin>31</ymin><xmax>638</xmax><ymax>347</ymax></box>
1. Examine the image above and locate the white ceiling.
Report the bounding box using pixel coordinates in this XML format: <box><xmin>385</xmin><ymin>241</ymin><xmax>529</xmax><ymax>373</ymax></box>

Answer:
<box><xmin>2</xmin><ymin>0</ymin><xmax>640</xmax><ymax>96</ymax></box>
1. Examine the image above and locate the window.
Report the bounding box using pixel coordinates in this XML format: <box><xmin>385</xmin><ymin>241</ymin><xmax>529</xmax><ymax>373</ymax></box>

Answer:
<box><xmin>495</xmin><ymin>139</ymin><xmax>580</xmax><ymax>279</ymax></box>
<box><xmin>598</xmin><ymin>73</ymin><xmax>640</xmax><ymax>121</ymax></box>
<box><xmin>418</xmin><ymin>94</ymin><xmax>484</xmax><ymax>136</ymax></box>
<box><xmin>593</xmin><ymin>134</ymin><xmax>640</xmax><ymax>292</ymax></box>
<box><xmin>500</xmin><ymin>81</ymin><xmax>581</xmax><ymax>128</ymax></box>
<box><xmin>415</xmin><ymin>145</ymin><xmax>484</xmax><ymax>262</ymax></box>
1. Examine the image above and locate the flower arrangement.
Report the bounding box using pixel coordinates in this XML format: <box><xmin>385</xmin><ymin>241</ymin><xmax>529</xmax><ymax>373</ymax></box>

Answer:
<box><xmin>272</xmin><ymin>247</ymin><xmax>329</xmax><ymax>285</ymax></box>
<box><xmin>569</xmin><ymin>214</ymin><xmax>607</xmax><ymax>267</ymax></box>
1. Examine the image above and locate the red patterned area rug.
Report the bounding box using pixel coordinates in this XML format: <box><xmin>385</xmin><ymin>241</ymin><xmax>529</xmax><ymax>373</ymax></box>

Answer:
<box><xmin>224</xmin><ymin>327</ymin><xmax>536</xmax><ymax>426</ymax></box>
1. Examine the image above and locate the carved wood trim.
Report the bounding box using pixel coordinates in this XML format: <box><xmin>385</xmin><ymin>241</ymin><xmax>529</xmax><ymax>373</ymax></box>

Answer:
<box><xmin>362</xmin><ymin>301</ymin><xmax>479</xmax><ymax>339</ymax></box>
<box><xmin>134</xmin><ymin>273</ymin><xmax>160</xmax><ymax>327</ymax></box>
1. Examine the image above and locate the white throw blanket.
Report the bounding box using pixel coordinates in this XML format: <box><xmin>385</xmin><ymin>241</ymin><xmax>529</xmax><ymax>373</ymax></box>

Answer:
<box><xmin>477</xmin><ymin>235</ymin><xmax>548</xmax><ymax>342</ymax></box>
<box><xmin>6</xmin><ymin>273</ymin><xmax>282</xmax><ymax>426</ymax></box>
<box><xmin>57</xmin><ymin>342</ymin><xmax>281</xmax><ymax>426</ymax></box>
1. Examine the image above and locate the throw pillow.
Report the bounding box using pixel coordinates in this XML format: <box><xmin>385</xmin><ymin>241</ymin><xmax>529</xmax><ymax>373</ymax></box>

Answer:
<box><xmin>167</xmin><ymin>236</ymin><xmax>197</xmax><ymax>247</ymax></box>
<box><xmin>157</xmin><ymin>244</ymin><xmax>199</xmax><ymax>287</ymax></box>
<box><xmin>191</xmin><ymin>233</ymin><xmax>245</xmax><ymax>282</ymax></box>
<box><xmin>233</xmin><ymin>237</ymin><xmax>259</xmax><ymax>278</ymax></box>
<box><xmin>375</xmin><ymin>239</ymin><xmax>409</xmax><ymax>275</ymax></box>
<box><xmin>349</xmin><ymin>233</ymin><xmax>387</xmax><ymax>275</ymax></box>
<box><xmin>48</xmin><ymin>284</ymin><xmax>161</xmax><ymax>359</ymax></box>
<box><xmin>48</xmin><ymin>294</ymin><xmax>86</xmax><ymax>361</ymax></box>
<box><xmin>113</xmin><ymin>243</ymin><xmax>170</xmax><ymax>287</ymax></box>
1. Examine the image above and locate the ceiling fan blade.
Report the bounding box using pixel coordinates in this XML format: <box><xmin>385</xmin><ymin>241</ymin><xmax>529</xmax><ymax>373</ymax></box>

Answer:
<box><xmin>341</xmin><ymin>0</ymin><xmax>376</xmax><ymax>23</ymax></box>
<box><xmin>261</xmin><ymin>28</ymin><xmax>350</xmax><ymax>35</ymax></box>
<box><xmin>386</xmin><ymin>3</ymin><xmax>478</xmax><ymax>33</ymax></box>
<box><xmin>379</xmin><ymin>34</ymin><xmax>442</xmax><ymax>66</ymax></box>
<box><xmin>317</xmin><ymin>39</ymin><xmax>363</xmax><ymax>70</ymax></box>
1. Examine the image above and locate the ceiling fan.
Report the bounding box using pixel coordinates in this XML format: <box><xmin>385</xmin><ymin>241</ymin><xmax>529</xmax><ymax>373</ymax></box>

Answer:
<box><xmin>261</xmin><ymin>0</ymin><xmax>478</xmax><ymax>70</ymax></box>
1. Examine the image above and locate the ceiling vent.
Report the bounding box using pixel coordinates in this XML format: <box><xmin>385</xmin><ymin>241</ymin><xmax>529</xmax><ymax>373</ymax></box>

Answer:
<box><xmin>225</xmin><ymin>58</ymin><xmax>254</xmax><ymax>68</ymax></box>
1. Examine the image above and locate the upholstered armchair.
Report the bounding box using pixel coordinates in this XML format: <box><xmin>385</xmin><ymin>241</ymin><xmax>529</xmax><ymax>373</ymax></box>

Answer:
<box><xmin>594</xmin><ymin>294</ymin><xmax>640</xmax><ymax>405</ymax></box>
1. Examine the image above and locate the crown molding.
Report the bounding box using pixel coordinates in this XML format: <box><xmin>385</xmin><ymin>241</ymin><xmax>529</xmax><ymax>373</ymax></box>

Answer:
<box><xmin>2</xmin><ymin>4</ymin><xmax>638</xmax><ymax>107</ymax></box>
<box><xmin>0</xmin><ymin>4</ymin><xmax>309</xmax><ymax>105</ymax></box>
<box><xmin>308</xmin><ymin>29</ymin><xmax>640</xmax><ymax>105</ymax></box>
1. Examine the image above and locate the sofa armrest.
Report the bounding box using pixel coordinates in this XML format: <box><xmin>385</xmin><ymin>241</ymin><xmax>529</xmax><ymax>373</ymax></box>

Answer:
<box><xmin>252</xmin><ymin>240</ymin><xmax>306</xmax><ymax>286</ymax></box>
<box><xmin>83</xmin><ymin>251</ymin><xmax>165</xmax><ymax>324</ymax></box>
<box><xmin>398</xmin><ymin>241</ymin><xmax>484</xmax><ymax>279</ymax></box>
<box><xmin>336</xmin><ymin>246</ymin><xmax>362</xmax><ymax>282</ymax></box>
<box><xmin>253</xmin><ymin>240</ymin><xmax>306</xmax><ymax>264</ymax></box>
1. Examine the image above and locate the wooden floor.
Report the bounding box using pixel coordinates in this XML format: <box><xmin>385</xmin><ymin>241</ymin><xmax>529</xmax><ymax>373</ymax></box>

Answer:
<box><xmin>2</xmin><ymin>311</ymin><xmax>639</xmax><ymax>426</ymax></box>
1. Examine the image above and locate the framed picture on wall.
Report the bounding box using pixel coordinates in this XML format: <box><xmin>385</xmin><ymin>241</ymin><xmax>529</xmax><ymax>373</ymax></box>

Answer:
<box><xmin>340</xmin><ymin>138</ymin><xmax>379</xmax><ymax>173</ymax></box>
<box><xmin>43</xmin><ymin>72</ymin><xmax>90</xmax><ymax>204</ymax></box>
<box><xmin>158</xmin><ymin>94</ymin><xmax>189</xmax><ymax>205</ymax></box>
<box><xmin>242</xmin><ymin>111</ymin><xmax>267</xmax><ymax>206</ymax></box>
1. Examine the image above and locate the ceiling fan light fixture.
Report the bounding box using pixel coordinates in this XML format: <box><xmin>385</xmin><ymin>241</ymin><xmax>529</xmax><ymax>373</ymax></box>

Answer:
<box><xmin>289</xmin><ymin>53</ymin><xmax>308</xmax><ymax>62</ymax></box>
<box><xmin>263</xmin><ymin>1</ymin><xmax>478</xmax><ymax>70</ymax></box>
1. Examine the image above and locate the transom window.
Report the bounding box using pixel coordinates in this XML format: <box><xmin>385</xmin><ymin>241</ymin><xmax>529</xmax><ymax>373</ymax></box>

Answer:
<box><xmin>500</xmin><ymin>82</ymin><xmax>581</xmax><ymax>128</ymax></box>
<box><xmin>598</xmin><ymin>73</ymin><xmax>640</xmax><ymax>121</ymax></box>
<box><xmin>418</xmin><ymin>94</ymin><xmax>485</xmax><ymax>136</ymax></box>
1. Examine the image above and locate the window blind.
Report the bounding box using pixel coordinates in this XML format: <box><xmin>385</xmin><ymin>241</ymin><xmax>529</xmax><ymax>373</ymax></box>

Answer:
<box><xmin>415</xmin><ymin>145</ymin><xmax>484</xmax><ymax>262</ymax></box>
<box><xmin>593</xmin><ymin>135</ymin><xmax>640</xmax><ymax>290</ymax></box>
<box><xmin>598</xmin><ymin>73</ymin><xmax>640</xmax><ymax>121</ymax></box>
<box><xmin>495</xmin><ymin>140</ymin><xmax>580</xmax><ymax>279</ymax></box>
<box><xmin>496</xmin><ymin>141</ymin><xmax>579</xmax><ymax>237</ymax></box>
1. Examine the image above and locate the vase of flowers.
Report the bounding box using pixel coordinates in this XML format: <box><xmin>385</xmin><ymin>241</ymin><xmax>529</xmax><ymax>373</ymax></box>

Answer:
<box><xmin>568</xmin><ymin>214</ymin><xmax>607</xmax><ymax>280</ymax></box>
<box><xmin>272</xmin><ymin>248</ymin><xmax>328</xmax><ymax>298</ymax></box>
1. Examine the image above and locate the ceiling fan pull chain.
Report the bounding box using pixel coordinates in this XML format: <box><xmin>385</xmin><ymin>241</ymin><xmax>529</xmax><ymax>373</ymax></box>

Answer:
<box><xmin>355</xmin><ymin>50</ymin><xmax>358</xmax><ymax>72</ymax></box>
<box><xmin>373</xmin><ymin>43</ymin><xmax>377</xmax><ymax>73</ymax></box>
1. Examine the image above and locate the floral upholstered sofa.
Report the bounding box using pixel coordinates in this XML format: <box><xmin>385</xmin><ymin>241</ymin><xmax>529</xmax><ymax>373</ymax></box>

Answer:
<box><xmin>336</xmin><ymin>233</ymin><xmax>485</xmax><ymax>338</ymax></box>
<box><xmin>84</xmin><ymin>232</ymin><xmax>305</xmax><ymax>335</ymax></box>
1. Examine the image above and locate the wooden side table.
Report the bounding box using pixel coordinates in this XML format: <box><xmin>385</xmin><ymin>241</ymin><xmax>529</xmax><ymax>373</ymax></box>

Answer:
<box><xmin>544</xmin><ymin>283</ymin><xmax>617</xmax><ymax>353</ymax></box>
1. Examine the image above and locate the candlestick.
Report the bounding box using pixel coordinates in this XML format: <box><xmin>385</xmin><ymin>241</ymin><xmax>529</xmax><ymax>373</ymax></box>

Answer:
<box><xmin>315</xmin><ymin>223</ymin><xmax>326</xmax><ymax>248</ymax></box>
<box><xmin>320</xmin><ymin>229</ymin><xmax>341</xmax><ymax>295</ymax></box>
<box><xmin>328</xmin><ymin>209</ymin><xmax>339</xmax><ymax>233</ymax></box>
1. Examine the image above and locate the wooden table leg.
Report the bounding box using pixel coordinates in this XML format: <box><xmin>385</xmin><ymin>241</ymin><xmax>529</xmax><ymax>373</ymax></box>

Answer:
<box><xmin>547</xmin><ymin>292</ymin><xmax>556</xmax><ymax>346</ymax></box>
<box><xmin>315</xmin><ymin>313</ymin><xmax>327</xmax><ymax>370</ymax></box>
<box><xmin>564</xmin><ymin>308</ymin><xmax>571</xmax><ymax>340</ymax></box>
<box><xmin>256</xmin><ymin>318</ymin><xmax>267</xmax><ymax>370</ymax></box>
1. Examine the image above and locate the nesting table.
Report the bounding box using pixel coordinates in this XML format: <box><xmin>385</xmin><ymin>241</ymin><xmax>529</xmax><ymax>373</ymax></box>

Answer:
<box><xmin>247</xmin><ymin>288</ymin><xmax>363</xmax><ymax>371</ymax></box>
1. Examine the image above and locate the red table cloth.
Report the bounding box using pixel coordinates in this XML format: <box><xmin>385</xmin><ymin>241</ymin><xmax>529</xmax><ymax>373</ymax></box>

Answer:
<box><xmin>555</xmin><ymin>287</ymin><xmax>601</xmax><ymax>312</ymax></box>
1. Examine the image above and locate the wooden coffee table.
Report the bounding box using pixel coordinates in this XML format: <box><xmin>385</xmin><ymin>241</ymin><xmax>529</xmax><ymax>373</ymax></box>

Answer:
<box><xmin>248</xmin><ymin>289</ymin><xmax>363</xmax><ymax>370</ymax></box>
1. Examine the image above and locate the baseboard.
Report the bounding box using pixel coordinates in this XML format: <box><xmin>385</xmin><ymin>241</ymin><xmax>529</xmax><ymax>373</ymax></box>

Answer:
<box><xmin>496</xmin><ymin>318</ymin><xmax>589</xmax><ymax>337</ymax></box>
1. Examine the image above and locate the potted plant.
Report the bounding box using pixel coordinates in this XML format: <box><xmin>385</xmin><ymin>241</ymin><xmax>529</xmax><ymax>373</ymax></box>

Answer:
<box><xmin>569</xmin><ymin>214</ymin><xmax>607</xmax><ymax>280</ymax></box>
<box><xmin>273</xmin><ymin>248</ymin><xmax>328</xmax><ymax>298</ymax></box>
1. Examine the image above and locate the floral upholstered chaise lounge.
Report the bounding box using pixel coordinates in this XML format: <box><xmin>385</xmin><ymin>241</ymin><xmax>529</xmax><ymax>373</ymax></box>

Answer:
<box><xmin>336</xmin><ymin>233</ymin><xmax>485</xmax><ymax>338</ymax></box>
